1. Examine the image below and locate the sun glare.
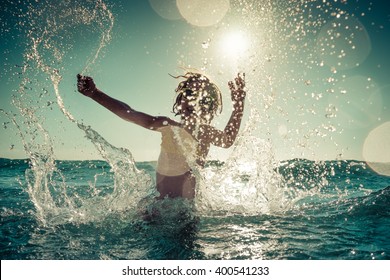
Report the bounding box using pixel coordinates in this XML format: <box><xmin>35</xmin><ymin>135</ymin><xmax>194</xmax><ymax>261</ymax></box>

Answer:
<box><xmin>221</xmin><ymin>30</ymin><xmax>250</xmax><ymax>57</ymax></box>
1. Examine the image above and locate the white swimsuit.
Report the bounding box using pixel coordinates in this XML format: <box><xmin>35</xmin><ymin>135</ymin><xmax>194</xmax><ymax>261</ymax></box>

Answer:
<box><xmin>156</xmin><ymin>126</ymin><xmax>198</xmax><ymax>176</ymax></box>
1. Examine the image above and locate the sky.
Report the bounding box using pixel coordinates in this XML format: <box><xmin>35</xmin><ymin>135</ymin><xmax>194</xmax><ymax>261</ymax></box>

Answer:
<box><xmin>0</xmin><ymin>0</ymin><xmax>389</xmax><ymax>164</ymax></box>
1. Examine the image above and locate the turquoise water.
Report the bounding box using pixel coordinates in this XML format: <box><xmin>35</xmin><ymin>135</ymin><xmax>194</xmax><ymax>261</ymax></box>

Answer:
<box><xmin>1</xmin><ymin>0</ymin><xmax>389</xmax><ymax>260</ymax></box>
<box><xmin>1</xmin><ymin>158</ymin><xmax>389</xmax><ymax>260</ymax></box>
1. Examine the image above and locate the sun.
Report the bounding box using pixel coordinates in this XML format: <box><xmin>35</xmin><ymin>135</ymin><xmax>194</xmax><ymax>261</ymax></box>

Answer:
<box><xmin>221</xmin><ymin>30</ymin><xmax>250</xmax><ymax>57</ymax></box>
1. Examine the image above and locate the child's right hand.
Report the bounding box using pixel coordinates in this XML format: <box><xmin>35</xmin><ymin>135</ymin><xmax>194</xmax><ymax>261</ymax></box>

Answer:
<box><xmin>77</xmin><ymin>74</ymin><xmax>97</xmax><ymax>97</ymax></box>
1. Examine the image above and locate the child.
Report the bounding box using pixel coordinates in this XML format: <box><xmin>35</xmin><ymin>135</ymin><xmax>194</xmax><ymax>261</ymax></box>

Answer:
<box><xmin>77</xmin><ymin>72</ymin><xmax>246</xmax><ymax>199</ymax></box>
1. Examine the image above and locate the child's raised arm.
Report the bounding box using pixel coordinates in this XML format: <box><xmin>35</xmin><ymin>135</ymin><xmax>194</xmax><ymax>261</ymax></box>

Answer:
<box><xmin>76</xmin><ymin>74</ymin><xmax>177</xmax><ymax>130</ymax></box>
<box><xmin>201</xmin><ymin>73</ymin><xmax>246</xmax><ymax>148</ymax></box>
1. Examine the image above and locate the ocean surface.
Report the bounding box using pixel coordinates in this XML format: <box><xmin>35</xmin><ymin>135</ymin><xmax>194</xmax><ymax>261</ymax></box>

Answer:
<box><xmin>1</xmin><ymin>157</ymin><xmax>389</xmax><ymax>260</ymax></box>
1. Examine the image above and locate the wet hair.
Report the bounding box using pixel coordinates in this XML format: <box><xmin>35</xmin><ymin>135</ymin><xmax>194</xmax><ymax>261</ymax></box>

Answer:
<box><xmin>171</xmin><ymin>72</ymin><xmax>223</xmax><ymax>118</ymax></box>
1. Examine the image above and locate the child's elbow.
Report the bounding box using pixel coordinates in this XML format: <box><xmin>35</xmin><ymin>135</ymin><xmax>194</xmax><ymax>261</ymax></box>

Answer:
<box><xmin>221</xmin><ymin>138</ymin><xmax>234</xmax><ymax>148</ymax></box>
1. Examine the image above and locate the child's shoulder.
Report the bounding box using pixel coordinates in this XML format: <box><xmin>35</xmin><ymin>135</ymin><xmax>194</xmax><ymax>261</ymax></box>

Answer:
<box><xmin>154</xmin><ymin>117</ymin><xmax>180</xmax><ymax>131</ymax></box>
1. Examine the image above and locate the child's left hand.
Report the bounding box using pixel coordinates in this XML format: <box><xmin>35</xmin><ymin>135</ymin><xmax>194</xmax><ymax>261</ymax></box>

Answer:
<box><xmin>228</xmin><ymin>73</ymin><xmax>246</xmax><ymax>103</ymax></box>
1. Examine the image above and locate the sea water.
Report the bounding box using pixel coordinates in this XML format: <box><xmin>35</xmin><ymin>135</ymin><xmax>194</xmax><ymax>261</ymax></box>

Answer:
<box><xmin>1</xmin><ymin>158</ymin><xmax>389</xmax><ymax>259</ymax></box>
<box><xmin>1</xmin><ymin>0</ymin><xmax>389</xmax><ymax>260</ymax></box>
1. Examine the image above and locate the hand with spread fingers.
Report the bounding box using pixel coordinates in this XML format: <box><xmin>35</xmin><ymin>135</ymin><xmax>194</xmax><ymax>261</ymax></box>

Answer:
<box><xmin>228</xmin><ymin>73</ymin><xmax>246</xmax><ymax>105</ymax></box>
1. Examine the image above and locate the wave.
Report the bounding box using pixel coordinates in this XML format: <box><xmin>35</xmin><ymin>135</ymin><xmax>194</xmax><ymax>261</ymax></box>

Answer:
<box><xmin>331</xmin><ymin>185</ymin><xmax>390</xmax><ymax>217</ymax></box>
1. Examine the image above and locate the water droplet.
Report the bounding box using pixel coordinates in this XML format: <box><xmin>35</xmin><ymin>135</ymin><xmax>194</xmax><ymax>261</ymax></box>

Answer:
<box><xmin>3</xmin><ymin>122</ymin><xmax>10</xmax><ymax>129</ymax></box>
<box><xmin>325</xmin><ymin>105</ymin><xmax>337</xmax><ymax>118</ymax></box>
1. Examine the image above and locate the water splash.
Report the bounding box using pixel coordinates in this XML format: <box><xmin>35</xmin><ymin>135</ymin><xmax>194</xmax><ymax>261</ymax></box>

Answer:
<box><xmin>192</xmin><ymin>0</ymin><xmax>380</xmax><ymax>215</ymax></box>
<box><xmin>7</xmin><ymin>0</ymin><xmax>153</xmax><ymax>226</ymax></box>
<box><xmin>195</xmin><ymin>136</ymin><xmax>288</xmax><ymax>216</ymax></box>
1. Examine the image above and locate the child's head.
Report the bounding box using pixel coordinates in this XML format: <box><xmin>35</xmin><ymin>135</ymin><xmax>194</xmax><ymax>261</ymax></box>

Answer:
<box><xmin>172</xmin><ymin>72</ymin><xmax>222</xmax><ymax>122</ymax></box>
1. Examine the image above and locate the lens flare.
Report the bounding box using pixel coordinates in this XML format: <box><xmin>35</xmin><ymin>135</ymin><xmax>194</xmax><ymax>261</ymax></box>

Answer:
<box><xmin>316</xmin><ymin>16</ymin><xmax>371</xmax><ymax>70</ymax></box>
<box><xmin>363</xmin><ymin>122</ymin><xmax>390</xmax><ymax>176</ymax></box>
<box><xmin>176</xmin><ymin>0</ymin><xmax>229</xmax><ymax>27</ymax></box>
<box><xmin>149</xmin><ymin>0</ymin><xmax>181</xmax><ymax>20</ymax></box>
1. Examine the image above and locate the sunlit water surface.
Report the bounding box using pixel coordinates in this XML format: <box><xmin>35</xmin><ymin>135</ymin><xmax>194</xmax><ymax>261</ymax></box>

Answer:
<box><xmin>1</xmin><ymin>159</ymin><xmax>389</xmax><ymax>259</ymax></box>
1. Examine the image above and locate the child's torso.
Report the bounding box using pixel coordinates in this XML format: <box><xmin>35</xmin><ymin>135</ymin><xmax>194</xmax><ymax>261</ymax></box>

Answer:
<box><xmin>156</xmin><ymin>126</ymin><xmax>198</xmax><ymax>176</ymax></box>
